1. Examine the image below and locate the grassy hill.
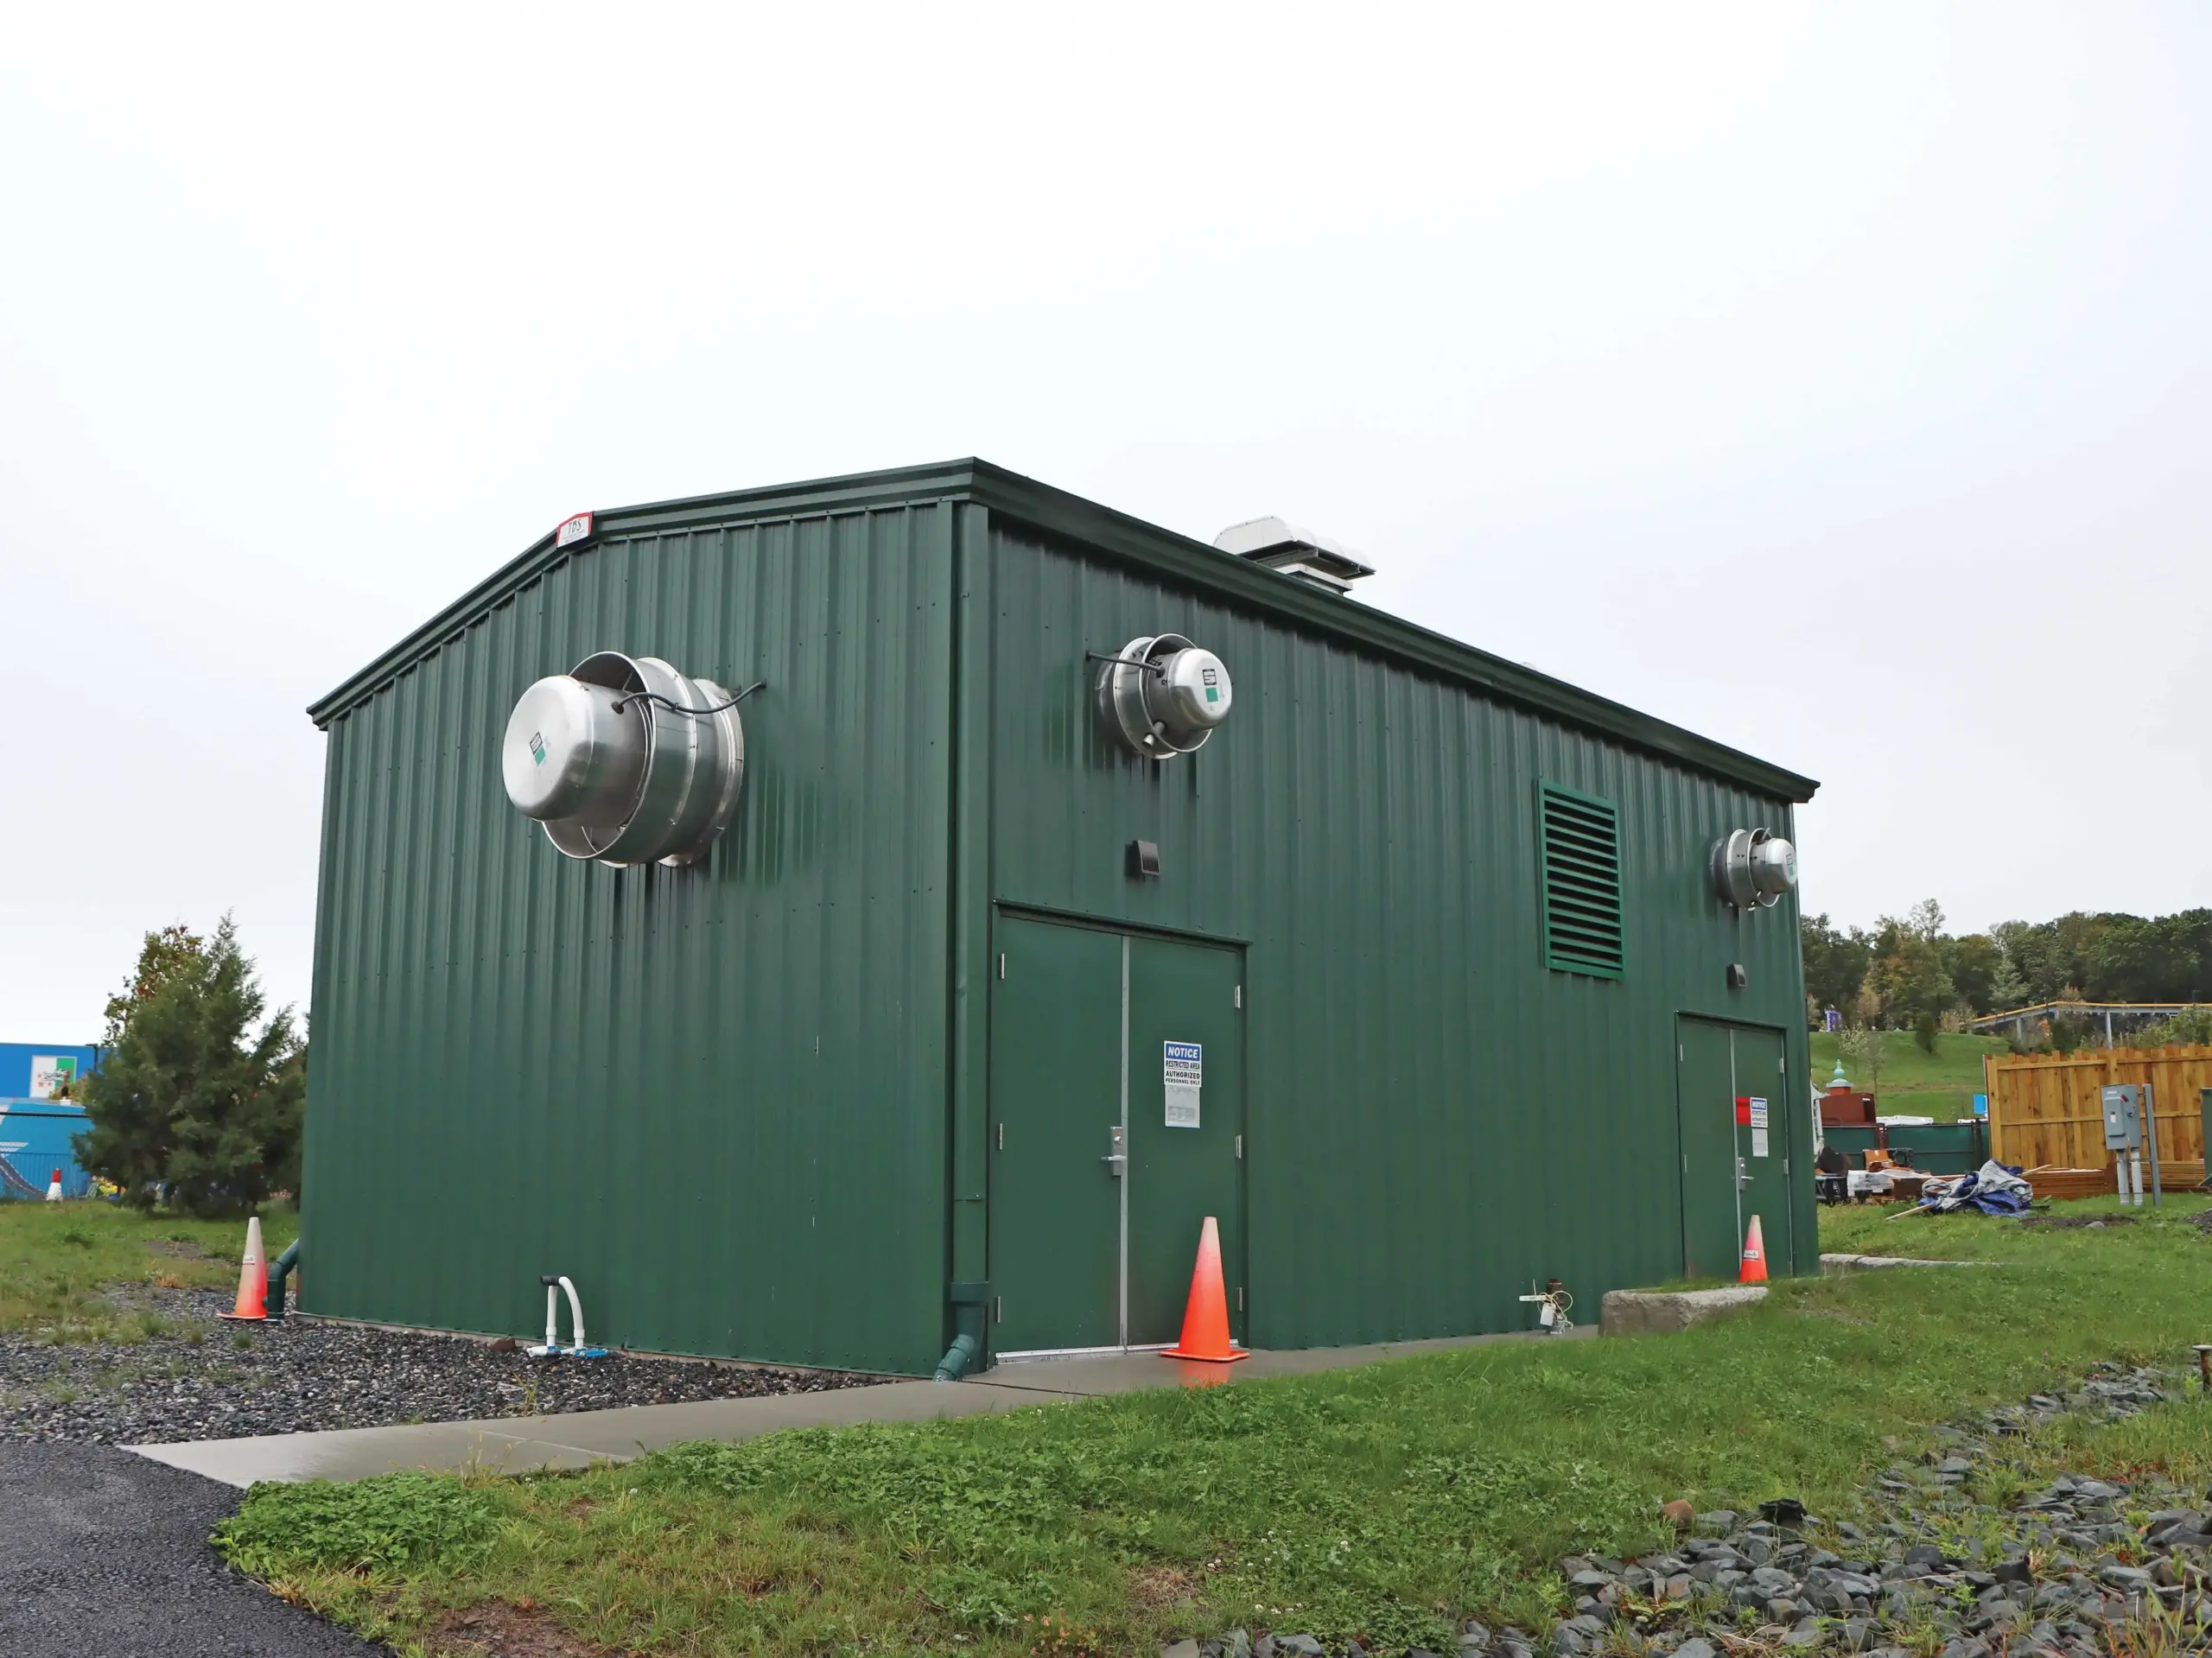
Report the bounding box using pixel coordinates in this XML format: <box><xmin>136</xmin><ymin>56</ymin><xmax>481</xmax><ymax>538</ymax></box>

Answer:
<box><xmin>1806</xmin><ymin>1029</ymin><xmax>2009</xmax><ymax>1122</ymax></box>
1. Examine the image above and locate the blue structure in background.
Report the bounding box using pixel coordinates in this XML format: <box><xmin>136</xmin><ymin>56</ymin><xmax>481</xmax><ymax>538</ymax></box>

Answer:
<box><xmin>0</xmin><ymin>1041</ymin><xmax>103</xmax><ymax>1200</ymax></box>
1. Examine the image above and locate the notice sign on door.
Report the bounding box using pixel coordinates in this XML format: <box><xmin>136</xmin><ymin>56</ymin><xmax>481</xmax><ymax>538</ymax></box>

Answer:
<box><xmin>1748</xmin><ymin>1096</ymin><xmax>1770</xmax><ymax>1159</ymax></box>
<box><xmin>1163</xmin><ymin>1041</ymin><xmax>1203</xmax><ymax>1128</ymax></box>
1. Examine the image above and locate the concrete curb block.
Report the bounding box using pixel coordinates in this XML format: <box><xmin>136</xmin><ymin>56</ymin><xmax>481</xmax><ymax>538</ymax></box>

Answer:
<box><xmin>1599</xmin><ymin>1285</ymin><xmax>1767</xmax><ymax>1336</ymax></box>
<box><xmin>1819</xmin><ymin>1252</ymin><xmax>1990</xmax><ymax>1274</ymax></box>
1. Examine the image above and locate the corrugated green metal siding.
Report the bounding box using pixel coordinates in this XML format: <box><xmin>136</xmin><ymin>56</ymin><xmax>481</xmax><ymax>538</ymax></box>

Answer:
<box><xmin>302</xmin><ymin>505</ymin><xmax>957</xmax><ymax>1375</ymax></box>
<box><xmin>980</xmin><ymin>518</ymin><xmax>1814</xmax><ymax>1350</ymax></box>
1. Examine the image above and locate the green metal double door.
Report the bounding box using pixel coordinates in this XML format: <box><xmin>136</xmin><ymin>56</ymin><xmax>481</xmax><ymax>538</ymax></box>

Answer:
<box><xmin>988</xmin><ymin>913</ymin><xmax>1244</xmax><ymax>1356</ymax></box>
<box><xmin>1675</xmin><ymin>1017</ymin><xmax>1791</xmax><ymax>1280</ymax></box>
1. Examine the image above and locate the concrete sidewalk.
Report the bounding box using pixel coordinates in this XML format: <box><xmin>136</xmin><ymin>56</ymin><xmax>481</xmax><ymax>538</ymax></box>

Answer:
<box><xmin>130</xmin><ymin>1328</ymin><xmax>1580</xmax><ymax>1488</ymax></box>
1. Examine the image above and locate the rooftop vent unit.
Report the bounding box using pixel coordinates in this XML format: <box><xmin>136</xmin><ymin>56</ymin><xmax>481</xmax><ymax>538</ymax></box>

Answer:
<box><xmin>1213</xmin><ymin>516</ymin><xmax>1375</xmax><ymax>595</ymax></box>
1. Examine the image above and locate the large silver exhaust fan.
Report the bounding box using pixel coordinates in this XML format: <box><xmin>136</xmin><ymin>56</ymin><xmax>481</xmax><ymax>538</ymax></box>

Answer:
<box><xmin>501</xmin><ymin>652</ymin><xmax>749</xmax><ymax>867</ymax></box>
<box><xmin>1096</xmin><ymin>633</ymin><xmax>1233</xmax><ymax>758</ymax></box>
<box><xmin>1710</xmin><ymin>827</ymin><xmax>1797</xmax><ymax>910</ymax></box>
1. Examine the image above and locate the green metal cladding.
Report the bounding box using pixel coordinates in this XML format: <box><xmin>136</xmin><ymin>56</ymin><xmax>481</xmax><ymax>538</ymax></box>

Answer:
<box><xmin>302</xmin><ymin>459</ymin><xmax>1818</xmax><ymax>1375</ymax></box>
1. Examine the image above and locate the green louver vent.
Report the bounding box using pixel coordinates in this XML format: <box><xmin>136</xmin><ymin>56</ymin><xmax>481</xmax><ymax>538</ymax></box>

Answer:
<box><xmin>1539</xmin><ymin>783</ymin><xmax>1624</xmax><ymax>979</ymax></box>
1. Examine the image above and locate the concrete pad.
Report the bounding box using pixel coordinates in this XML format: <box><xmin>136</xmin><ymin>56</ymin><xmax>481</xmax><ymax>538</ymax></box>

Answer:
<box><xmin>128</xmin><ymin>1324</ymin><xmax>1591</xmax><ymax>1487</ymax></box>
<box><xmin>1599</xmin><ymin>1285</ymin><xmax>1768</xmax><ymax>1336</ymax></box>
<box><xmin>1819</xmin><ymin>1252</ymin><xmax>1986</xmax><ymax>1274</ymax></box>
<box><xmin>982</xmin><ymin>1328</ymin><xmax>1592</xmax><ymax>1396</ymax></box>
<box><xmin>128</xmin><ymin>1420</ymin><xmax>614</xmax><ymax>1488</ymax></box>
<box><xmin>468</xmin><ymin>1378</ymin><xmax>1081</xmax><ymax>1461</ymax></box>
<box><xmin>127</xmin><ymin>1378</ymin><xmax>1071</xmax><ymax>1489</ymax></box>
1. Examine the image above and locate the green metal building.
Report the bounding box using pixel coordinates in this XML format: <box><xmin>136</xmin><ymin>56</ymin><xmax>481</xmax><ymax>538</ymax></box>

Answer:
<box><xmin>302</xmin><ymin>459</ymin><xmax>1819</xmax><ymax>1375</ymax></box>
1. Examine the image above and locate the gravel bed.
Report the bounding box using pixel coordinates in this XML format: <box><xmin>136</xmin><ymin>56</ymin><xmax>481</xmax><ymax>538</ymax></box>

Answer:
<box><xmin>1529</xmin><ymin>1363</ymin><xmax>2183</xmax><ymax>1658</ymax></box>
<box><xmin>0</xmin><ymin>1286</ymin><xmax>880</xmax><ymax>1445</ymax></box>
<box><xmin>1179</xmin><ymin>1363</ymin><xmax>2204</xmax><ymax>1658</ymax></box>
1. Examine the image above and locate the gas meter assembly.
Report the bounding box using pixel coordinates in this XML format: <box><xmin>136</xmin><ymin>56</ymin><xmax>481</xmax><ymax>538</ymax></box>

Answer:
<box><xmin>501</xmin><ymin>651</ymin><xmax>747</xmax><ymax>867</ymax></box>
<box><xmin>1096</xmin><ymin>632</ymin><xmax>1234</xmax><ymax>758</ymax></box>
<box><xmin>1709</xmin><ymin>827</ymin><xmax>1798</xmax><ymax>911</ymax></box>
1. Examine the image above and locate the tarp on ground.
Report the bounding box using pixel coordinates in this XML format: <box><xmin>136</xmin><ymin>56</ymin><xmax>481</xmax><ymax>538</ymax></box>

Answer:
<box><xmin>1917</xmin><ymin>1158</ymin><xmax>2032</xmax><ymax>1216</ymax></box>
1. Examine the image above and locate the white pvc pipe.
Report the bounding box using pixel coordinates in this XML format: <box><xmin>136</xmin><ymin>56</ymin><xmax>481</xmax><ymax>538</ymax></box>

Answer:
<box><xmin>543</xmin><ymin>1281</ymin><xmax>560</xmax><ymax>1351</ymax></box>
<box><xmin>557</xmin><ymin>1275</ymin><xmax>586</xmax><ymax>1351</ymax></box>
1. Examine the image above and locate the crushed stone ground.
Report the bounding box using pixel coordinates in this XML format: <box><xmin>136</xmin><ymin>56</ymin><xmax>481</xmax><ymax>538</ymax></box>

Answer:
<box><xmin>1</xmin><ymin>1285</ymin><xmax>880</xmax><ymax>1445</ymax></box>
<box><xmin>1186</xmin><ymin>1363</ymin><xmax>2205</xmax><ymax>1658</ymax></box>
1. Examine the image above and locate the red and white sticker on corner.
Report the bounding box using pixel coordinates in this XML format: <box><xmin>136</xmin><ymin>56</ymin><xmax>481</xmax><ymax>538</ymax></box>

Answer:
<box><xmin>555</xmin><ymin>511</ymin><xmax>593</xmax><ymax>548</ymax></box>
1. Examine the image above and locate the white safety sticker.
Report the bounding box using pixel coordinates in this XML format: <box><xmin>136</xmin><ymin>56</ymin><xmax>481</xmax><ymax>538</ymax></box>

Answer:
<box><xmin>1164</xmin><ymin>1041</ymin><xmax>1203</xmax><ymax>1128</ymax></box>
<box><xmin>1749</xmin><ymin>1095</ymin><xmax>1770</xmax><ymax>1157</ymax></box>
<box><xmin>1751</xmin><ymin>1128</ymin><xmax>1770</xmax><ymax>1158</ymax></box>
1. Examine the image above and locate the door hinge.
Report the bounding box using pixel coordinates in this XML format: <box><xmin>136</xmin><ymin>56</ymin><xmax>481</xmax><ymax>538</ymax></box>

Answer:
<box><xmin>998</xmin><ymin>953</ymin><xmax>1006</xmax><ymax>980</ymax></box>
<box><xmin>994</xmin><ymin>1295</ymin><xmax>1002</xmax><ymax>1323</ymax></box>
<box><xmin>1678</xmin><ymin>1044</ymin><xmax>1684</xmax><ymax>1062</ymax></box>
<box><xmin>1235</xmin><ymin>1134</ymin><xmax>1243</xmax><ymax>1159</ymax></box>
<box><xmin>995</xmin><ymin>1122</ymin><xmax>1004</xmax><ymax>1151</ymax></box>
<box><xmin>1237</xmin><ymin>1286</ymin><xmax>1245</xmax><ymax>1312</ymax></box>
<box><xmin>1682</xmin><ymin>1153</ymin><xmax>1689</xmax><ymax>1174</ymax></box>
<box><xmin>1235</xmin><ymin>984</ymin><xmax>1243</xmax><ymax>1009</ymax></box>
<box><xmin>1778</xmin><ymin>1055</ymin><xmax>1786</xmax><ymax>1074</ymax></box>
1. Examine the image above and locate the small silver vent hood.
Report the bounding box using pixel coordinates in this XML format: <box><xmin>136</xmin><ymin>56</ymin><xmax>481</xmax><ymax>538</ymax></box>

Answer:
<box><xmin>1213</xmin><ymin>516</ymin><xmax>1376</xmax><ymax>595</ymax></box>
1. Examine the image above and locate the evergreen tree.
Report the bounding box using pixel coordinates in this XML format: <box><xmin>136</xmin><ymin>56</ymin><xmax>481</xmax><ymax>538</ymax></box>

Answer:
<box><xmin>1983</xmin><ymin>946</ymin><xmax>2030</xmax><ymax>1014</ymax></box>
<box><xmin>74</xmin><ymin>918</ymin><xmax>305</xmax><ymax>1215</ymax></box>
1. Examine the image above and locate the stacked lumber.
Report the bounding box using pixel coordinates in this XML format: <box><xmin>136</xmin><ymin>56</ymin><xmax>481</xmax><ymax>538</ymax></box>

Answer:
<box><xmin>2022</xmin><ymin>1163</ymin><xmax>2208</xmax><ymax>1200</ymax></box>
<box><xmin>2023</xmin><ymin>1168</ymin><xmax>2113</xmax><ymax>1202</ymax></box>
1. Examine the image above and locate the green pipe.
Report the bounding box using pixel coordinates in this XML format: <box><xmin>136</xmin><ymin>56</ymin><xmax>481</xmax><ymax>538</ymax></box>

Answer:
<box><xmin>933</xmin><ymin>1332</ymin><xmax>979</xmax><ymax>1382</ymax></box>
<box><xmin>269</xmin><ymin>1237</ymin><xmax>301</xmax><ymax>1318</ymax></box>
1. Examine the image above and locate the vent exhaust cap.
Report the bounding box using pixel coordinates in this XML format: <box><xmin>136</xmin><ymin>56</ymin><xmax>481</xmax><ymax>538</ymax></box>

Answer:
<box><xmin>1213</xmin><ymin>516</ymin><xmax>1375</xmax><ymax>594</ymax></box>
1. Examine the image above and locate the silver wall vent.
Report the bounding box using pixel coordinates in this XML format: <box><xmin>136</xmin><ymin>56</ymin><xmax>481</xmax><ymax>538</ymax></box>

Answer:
<box><xmin>1096</xmin><ymin>633</ymin><xmax>1233</xmax><ymax>758</ymax></box>
<box><xmin>502</xmin><ymin>652</ymin><xmax>750</xmax><ymax>867</ymax></box>
<box><xmin>1710</xmin><ymin>828</ymin><xmax>1797</xmax><ymax>910</ymax></box>
<box><xmin>1213</xmin><ymin>516</ymin><xmax>1376</xmax><ymax>594</ymax></box>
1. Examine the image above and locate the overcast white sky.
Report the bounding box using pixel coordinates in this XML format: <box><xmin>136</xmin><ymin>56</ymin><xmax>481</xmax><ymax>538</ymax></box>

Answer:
<box><xmin>2</xmin><ymin>3</ymin><xmax>2206</xmax><ymax>1041</ymax></box>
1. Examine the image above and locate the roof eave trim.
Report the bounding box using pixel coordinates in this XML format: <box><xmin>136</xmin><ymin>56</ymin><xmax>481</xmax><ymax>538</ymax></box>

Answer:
<box><xmin>303</xmin><ymin>456</ymin><xmax>1818</xmax><ymax>804</ymax></box>
<box><xmin>963</xmin><ymin>463</ymin><xmax>1819</xmax><ymax>804</ymax></box>
<box><xmin>303</xmin><ymin>460</ymin><xmax>987</xmax><ymax>727</ymax></box>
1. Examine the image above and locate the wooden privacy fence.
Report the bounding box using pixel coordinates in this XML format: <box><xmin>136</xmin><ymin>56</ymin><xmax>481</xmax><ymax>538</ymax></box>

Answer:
<box><xmin>1986</xmin><ymin>1045</ymin><xmax>2212</xmax><ymax>1191</ymax></box>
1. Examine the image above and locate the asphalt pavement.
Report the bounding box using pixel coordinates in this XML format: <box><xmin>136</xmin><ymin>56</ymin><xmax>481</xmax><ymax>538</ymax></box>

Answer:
<box><xmin>0</xmin><ymin>1442</ymin><xmax>383</xmax><ymax>1656</ymax></box>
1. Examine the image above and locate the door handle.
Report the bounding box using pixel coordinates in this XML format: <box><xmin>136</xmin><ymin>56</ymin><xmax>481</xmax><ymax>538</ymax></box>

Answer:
<box><xmin>1103</xmin><ymin>1124</ymin><xmax>1127</xmax><ymax>1177</ymax></box>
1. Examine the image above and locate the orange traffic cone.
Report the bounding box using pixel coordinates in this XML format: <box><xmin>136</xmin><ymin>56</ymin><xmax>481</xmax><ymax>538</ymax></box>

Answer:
<box><xmin>1161</xmin><ymin>1215</ymin><xmax>1248</xmax><ymax>1363</ymax></box>
<box><xmin>1739</xmin><ymin>1214</ymin><xmax>1768</xmax><ymax>1284</ymax></box>
<box><xmin>221</xmin><ymin>1216</ymin><xmax>269</xmax><ymax>1321</ymax></box>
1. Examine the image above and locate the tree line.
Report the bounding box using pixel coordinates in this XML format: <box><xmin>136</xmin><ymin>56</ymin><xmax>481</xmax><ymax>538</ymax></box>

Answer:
<box><xmin>1802</xmin><ymin>903</ymin><xmax>2212</xmax><ymax>1032</ymax></box>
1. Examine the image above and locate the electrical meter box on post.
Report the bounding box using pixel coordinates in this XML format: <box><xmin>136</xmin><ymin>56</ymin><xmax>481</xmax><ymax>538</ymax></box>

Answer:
<box><xmin>2101</xmin><ymin>1084</ymin><xmax>2144</xmax><ymax>1151</ymax></box>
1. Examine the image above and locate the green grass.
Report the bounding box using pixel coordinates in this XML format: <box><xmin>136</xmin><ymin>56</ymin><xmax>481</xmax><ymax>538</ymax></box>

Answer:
<box><xmin>0</xmin><ymin>1198</ymin><xmax>296</xmax><ymax>1341</ymax></box>
<box><xmin>220</xmin><ymin>1198</ymin><xmax>2212</xmax><ymax>1658</ymax></box>
<box><xmin>1808</xmin><ymin>1030</ymin><xmax>2009</xmax><ymax>1121</ymax></box>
